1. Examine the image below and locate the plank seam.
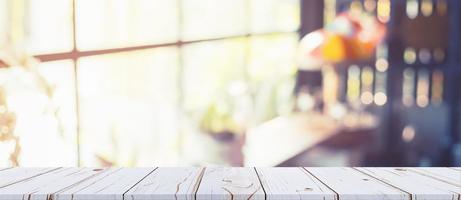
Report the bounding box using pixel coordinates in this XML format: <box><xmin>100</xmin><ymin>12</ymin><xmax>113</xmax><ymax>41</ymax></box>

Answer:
<box><xmin>302</xmin><ymin>168</ymin><xmax>340</xmax><ymax>200</ymax></box>
<box><xmin>450</xmin><ymin>168</ymin><xmax>461</xmax><ymax>172</ymax></box>
<box><xmin>253</xmin><ymin>168</ymin><xmax>267</xmax><ymax>200</ymax></box>
<box><xmin>298</xmin><ymin>167</ymin><xmax>335</xmax><ymax>196</ymax></box>
<box><xmin>0</xmin><ymin>167</ymin><xmax>62</xmax><ymax>189</ymax></box>
<box><xmin>407</xmin><ymin>168</ymin><xmax>461</xmax><ymax>188</ymax></box>
<box><xmin>353</xmin><ymin>168</ymin><xmax>413</xmax><ymax>200</ymax></box>
<box><xmin>0</xmin><ymin>167</ymin><xmax>13</xmax><ymax>172</ymax></box>
<box><xmin>193</xmin><ymin>167</ymin><xmax>206</xmax><ymax>200</ymax></box>
<box><xmin>122</xmin><ymin>167</ymin><xmax>158</xmax><ymax>200</ymax></box>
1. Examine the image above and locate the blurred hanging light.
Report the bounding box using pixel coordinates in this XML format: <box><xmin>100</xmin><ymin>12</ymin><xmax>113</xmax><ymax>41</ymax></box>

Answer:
<box><xmin>350</xmin><ymin>0</ymin><xmax>363</xmax><ymax>16</ymax></box>
<box><xmin>402</xmin><ymin>68</ymin><xmax>415</xmax><ymax>107</ymax></box>
<box><xmin>421</xmin><ymin>0</ymin><xmax>433</xmax><ymax>17</ymax></box>
<box><xmin>361</xmin><ymin>92</ymin><xmax>374</xmax><ymax>105</ymax></box>
<box><xmin>402</xmin><ymin>125</ymin><xmax>416</xmax><ymax>142</ymax></box>
<box><xmin>361</xmin><ymin>67</ymin><xmax>374</xmax><ymax>87</ymax></box>
<box><xmin>364</xmin><ymin>0</ymin><xmax>377</xmax><ymax>13</ymax></box>
<box><xmin>347</xmin><ymin>65</ymin><xmax>361</xmax><ymax>102</ymax></box>
<box><xmin>406</xmin><ymin>0</ymin><xmax>419</xmax><ymax>19</ymax></box>
<box><xmin>375</xmin><ymin>58</ymin><xmax>389</xmax><ymax>72</ymax></box>
<box><xmin>416</xmin><ymin>69</ymin><xmax>430</xmax><ymax>108</ymax></box>
<box><xmin>436</xmin><ymin>0</ymin><xmax>447</xmax><ymax>16</ymax></box>
<box><xmin>404</xmin><ymin>48</ymin><xmax>417</xmax><ymax>64</ymax></box>
<box><xmin>431</xmin><ymin>70</ymin><xmax>444</xmax><ymax>105</ymax></box>
<box><xmin>418</xmin><ymin>48</ymin><xmax>431</xmax><ymax>64</ymax></box>
<box><xmin>377</xmin><ymin>0</ymin><xmax>391</xmax><ymax>23</ymax></box>
<box><xmin>374</xmin><ymin>92</ymin><xmax>387</xmax><ymax>106</ymax></box>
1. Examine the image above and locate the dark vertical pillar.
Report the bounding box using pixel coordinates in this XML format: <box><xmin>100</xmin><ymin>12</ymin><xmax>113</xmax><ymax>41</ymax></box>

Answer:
<box><xmin>446</xmin><ymin>0</ymin><xmax>461</xmax><ymax>166</ymax></box>
<box><xmin>384</xmin><ymin>0</ymin><xmax>406</xmax><ymax>166</ymax></box>
<box><xmin>300</xmin><ymin>0</ymin><xmax>324</xmax><ymax>37</ymax></box>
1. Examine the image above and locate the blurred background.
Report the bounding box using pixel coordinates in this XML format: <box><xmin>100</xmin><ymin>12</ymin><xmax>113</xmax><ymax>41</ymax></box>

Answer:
<box><xmin>0</xmin><ymin>0</ymin><xmax>460</xmax><ymax>167</ymax></box>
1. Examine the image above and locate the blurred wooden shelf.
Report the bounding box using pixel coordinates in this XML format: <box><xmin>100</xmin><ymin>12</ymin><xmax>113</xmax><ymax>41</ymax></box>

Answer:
<box><xmin>0</xmin><ymin>167</ymin><xmax>460</xmax><ymax>199</ymax></box>
<box><xmin>244</xmin><ymin>112</ymin><xmax>378</xmax><ymax>166</ymax></box>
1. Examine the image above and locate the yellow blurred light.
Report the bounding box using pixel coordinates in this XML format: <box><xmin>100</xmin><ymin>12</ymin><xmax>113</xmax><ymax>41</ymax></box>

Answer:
<box><xmin>404</xmin><ymin>48</ymin><xmax>417</xmax><ymax>64</ymax></box>
<box><xmin>1</xmin><ymin>126</ymin><xmax>9</xmax><ymax>134</ymax></box>
<box><xmin>347</xmin><ymin>65</ymin><xmax>361</xmax><ymax>102</ymax></box>
<box><xmin>416</xmin><ymin>69</ymin><xmax>429</xmax><ymax>108</ymax></box>
<box><xmin>431</xmin><ymin>70</ymin><xmax>444</xmax><ymax>105</ymax></box>
<box><xmin>322</xmin><ymin>34</ymin><xmax>347</xmax><ymax>62</ymax></box>
<box><xmin>350</xmin><ymin>0</ymin><xmax>363</xmax><ymax>14</ymax></box>
<box><xmin>377</xmin><ymin>0</ymin><xmax>391</xmax><ymax>23</ymax></box>
<box><xmin>421</xmin><ymin>0</ymin><xmax>433</xmax><ymax>17</ymax></box>
<box><xmin>361</xmin><ymin>67</ymin><xmax>374</xmax><ymax>86</ymax></box>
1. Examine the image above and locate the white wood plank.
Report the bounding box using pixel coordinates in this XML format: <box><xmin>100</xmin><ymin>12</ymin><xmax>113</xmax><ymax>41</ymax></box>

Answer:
<box><xmin>0</xmin><ymin>167</ymin><xmax>12</xmax><ymax>172</ymax></box>
<box><xmin>408</xmin><ymin>167</ymin><xmax>461</xmax><ymax>187</ymax></box>
<box><xmin>0</xmin><ymin>167</ymin><xmax>106</xmax><ymax>200</ymax></box>
<box><xmin>357</xmin><ymin>167</ymin><xmax>461</xmax><ymax>200</ymax></box>
<box><xmin>53</xmin><ymin>167</ymin><xmax>154</xmax><ymax>200</ymax></box>
<box><xmin>196</xmin><ymin>167</ymin><xmax>265</xmax><ymax>200</ymax></box>
<box><xmin>126</xmin><ymin>167</ymin><xmax>203</xmax><ymax>200</ymax></box>
<box><xmin>306</xmin><ymin>167</ymin><xmax>409</xmax><ymax>200</ymax></box>
<box><xmin>256</xmin><ymin>167</ymin><xmax>336</xmax><ymax>200</ymax></box>
<box><xmin>0</xmin><ymin>167</ymin><xmax>58</xmax><ymax>188</ymax></box>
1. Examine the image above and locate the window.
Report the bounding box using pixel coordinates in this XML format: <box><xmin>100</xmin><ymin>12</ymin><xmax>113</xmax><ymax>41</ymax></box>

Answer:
<box><xmin>1</xmin><ymin>0</ymin><xmax>300</xmax><ymax>166</ymax></box>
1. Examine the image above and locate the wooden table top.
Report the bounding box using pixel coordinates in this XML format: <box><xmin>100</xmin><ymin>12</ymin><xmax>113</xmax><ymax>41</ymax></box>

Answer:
<box><xmin>0</xmin><ymin>167</ymin><xmax>460</xmax><ymax>199</ymax></box>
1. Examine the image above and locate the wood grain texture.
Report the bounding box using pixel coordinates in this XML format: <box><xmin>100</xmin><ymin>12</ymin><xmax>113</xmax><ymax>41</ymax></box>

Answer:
<box><xmin>408</xmin><ymin>167</ymin><xmax>461</xmax><ymax>187</ymax></box>
<box><xmin>0</xmin><ymin>167</ymin><xmax>58</xmax><ymax>189</ymax></box>
<box><xmin>357</xmin><ymin>167</ymin><xmax>461</xmax><ymax>200</ymax></box>
<box><xmin>306</xmin><ymin>167</ymin><xmax>409</xmax><ymax>200</ymax></box>
<box><xmin>125</xmin><ymin>167</ymin><xmax>203</xmax><ymax>200</ymax></box>
<box><xmin>196</xmin><ymin>167</ymin><xmax>264</xmax><ymax>200</ymax></box>
<box><xmin>53</xmin><ymin>167</ymin><xmax>154</xmax><ymax>200</ymax></box>
<box><xmin>0</xmin><ymin>167</ymin><xmax>105</xmax><ymax>200</ymax></box>
<box><xmin>256</xmin><ymin>167</ymin><xmax>336</xmax><ymax>200</ymax></box>
<box><xmin>0</xmin><ymin>167</ymin><xmax>460</xmax><ymax>200</ymax></box>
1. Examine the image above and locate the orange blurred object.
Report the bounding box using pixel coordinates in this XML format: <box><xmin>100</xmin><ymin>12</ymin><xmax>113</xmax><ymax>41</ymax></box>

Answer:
<box><xmin>300</xmin><ymin>12</ymin><xmax>386</xmax><ymax>66</ymax></box>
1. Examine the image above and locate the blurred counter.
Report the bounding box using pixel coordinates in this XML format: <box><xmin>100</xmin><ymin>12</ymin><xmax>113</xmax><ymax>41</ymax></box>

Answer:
<box><xmin>243</xmin><ymin>112</ymin><xmax>377</xmax><ymax>166</ymax></box>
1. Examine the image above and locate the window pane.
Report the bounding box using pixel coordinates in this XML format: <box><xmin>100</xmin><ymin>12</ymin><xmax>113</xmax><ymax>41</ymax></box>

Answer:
<box><xmin>77</xmin><ymin>48</ymin><xmax>179</xmax><ymax>166</ymax></box>
<box><xmin>8</xmin><ymin>0</ymin><xmax>73</xmax><ymax>54</ymax></box>
<box><xmin>0</xmin><ymin>0</ymin><xmax>7</xmax><ymax>46</ymax></box>
<box><xmin>182</xmin><ymin>0</ymin><xmax>247</xmax><ymax>40</ymax></box>
<box><xmin>248</xmin><ymin>34</ymin><xmax>298</xmax><ymax>82</ymax></box>
<box><xmin>0</xmin><ymin>60</ymin><xmax>76</xmax><ymax>166</ymax></box>
<box><xmin>182</xmin><ymin>38</ymin><xmax>247</xmax><ymax>113</ymax></box>
<box><xmin>36</xmin><ymin>60</ymin><xmax>77</xmax><ymax>164</ymax></box>
<box><xmin>248</xmin><ymin>34</ymin><xmax>298</xmax><ymax>122</ymax></box>
<box><xmin>250</xmin><ymin>0</ymin><xmax>300</xmax><ymax>33</ymax></box>
<box><xmin>76</xmin><ymin>0</ymin><xmax>178</xmax><ymax>50</ymax></box>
